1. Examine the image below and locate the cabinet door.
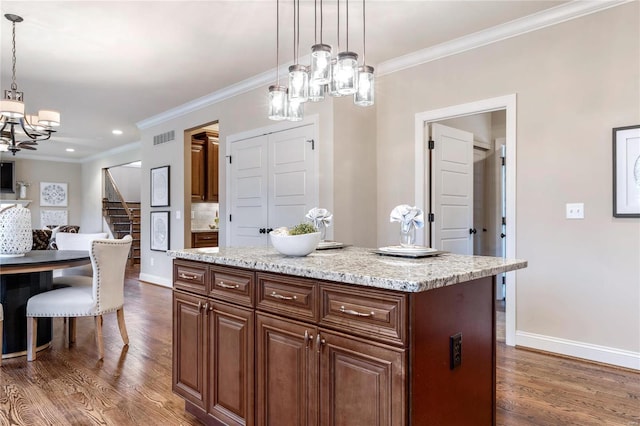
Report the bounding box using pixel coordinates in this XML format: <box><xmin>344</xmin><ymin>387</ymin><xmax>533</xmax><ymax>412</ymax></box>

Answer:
<box><xmin>191</xmin><ymin>140</ymin><xmax>206</xmax><ymax>201</ymax></box>
<box><xmin>207</xmin><ymin>300</ymin><xmax>254</xmax><ymax>426</ymax></box>
<box><xmin>207</xmin><ymin>141</ymin><xmax>219</xmax><ymax>202</ymax></box>
<box><xmin>173</xmin><ymin>291</ymin><xmax>206</xmax><ymax>409</ymax></box>
<box><xmin>256</xmin><ymin>313</ymin><xmax>317</xmax><ymax>426</ymax></box>
<box><xmin>319</xmin><ymin>329</ymin><xmax>406</xmax><ymax>426</ymax></box>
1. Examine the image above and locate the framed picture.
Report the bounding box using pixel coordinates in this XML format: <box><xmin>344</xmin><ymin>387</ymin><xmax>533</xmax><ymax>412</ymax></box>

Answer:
<box><xmin>150</xmin><ymin>211</ymin><xmax>170</xmax><ymax>251</ymax></box>
<box><xmin>613</xmin><ymin>125</ymin><xmax>640</xmax><ymax>217</ymax></box>
<box><xmin>40</xmin><ymin>182</ymin><xmax>68</xmax><ymax>207</ymax></box>
<box><xmin>150</xmin><ymin>166</ymin><xmax>170</xmax><ymax>207</ymax></box>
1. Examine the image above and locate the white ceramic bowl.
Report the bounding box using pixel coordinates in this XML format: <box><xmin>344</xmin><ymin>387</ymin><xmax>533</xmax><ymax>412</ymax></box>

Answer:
<box><xmin>269</xmin><ymin>231</ymin><xmax>321</xmax><ymax>256</ymax></box>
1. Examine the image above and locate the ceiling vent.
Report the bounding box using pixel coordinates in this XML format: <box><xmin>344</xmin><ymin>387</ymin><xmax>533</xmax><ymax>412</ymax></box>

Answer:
<box><xmin>153</xmin><ymin>130</ymin><xmax>175</xmax><ymax>146</ymax></box>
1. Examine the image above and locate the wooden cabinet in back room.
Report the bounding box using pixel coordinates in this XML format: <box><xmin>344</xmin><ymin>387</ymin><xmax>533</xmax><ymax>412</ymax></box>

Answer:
<box><xmin>191</xmin><ymin>131</ymin><xmax>219</xmax><ymax>202</ymax></box>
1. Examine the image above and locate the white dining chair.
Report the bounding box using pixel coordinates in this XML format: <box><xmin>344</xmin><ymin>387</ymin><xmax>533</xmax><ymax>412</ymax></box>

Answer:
<box><xmin>53</xmin><ymin>232</ymin><xmax>109</xmax><ymax>280</ymax></box>
<box><xmin>26</xmin><ymin>235</ymin><xmax>132</xmax><ymax>361</ymax></box>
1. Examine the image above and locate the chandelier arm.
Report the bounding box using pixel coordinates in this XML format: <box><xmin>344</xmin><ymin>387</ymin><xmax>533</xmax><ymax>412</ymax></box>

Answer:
<box><xmin>19</xmin><ymin>119</ymin><xmax>40</xmax><ymax>140</ymax></box>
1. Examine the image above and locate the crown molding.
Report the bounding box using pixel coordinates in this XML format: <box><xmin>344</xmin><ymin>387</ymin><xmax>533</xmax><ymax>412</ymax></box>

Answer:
<box><xmin>136</xmin><ymin>0</ymin><xmax>631</xmax><ymax>129</ymax></box>
<box><xmin>377</xmin><ymin>0</ymin><xmax>632</xmax><ymax>76</ymax></box>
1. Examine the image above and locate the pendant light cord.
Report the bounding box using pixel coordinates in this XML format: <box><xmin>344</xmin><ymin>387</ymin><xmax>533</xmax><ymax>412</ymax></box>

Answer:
<box><xmin>276</xmin><ymin>0</ymin><xmax>280</xmax><ymax>84</ymax></box>
<box><xmin>320</xmin><ymin>0</ymin><xmax>324</xmax><ymax>44</ymax></box>
<box><xmin>345</xmin><ymin>0</ymin><xmax>349</xmax><ymax>51</ymax></box>
<box><xmin>11</xmin><ymin>20</ymin><xmax>18</xmax><ymax>92</ymax></box>
<box><xmin>362</xmin><ymin>0</ymin><xmax>366</xmax><ymax>64</ymax></box>
<box><xmin>337</xmin><ymin>0</ymin><xmax>340</xmax><ymax>52</ymax></box>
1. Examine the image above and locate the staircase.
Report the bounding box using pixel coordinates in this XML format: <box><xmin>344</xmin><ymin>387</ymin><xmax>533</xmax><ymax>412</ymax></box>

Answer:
<box><xmin>102</xmin><ymin>200</ymin><xmax>141</xmax><ymax>264</ymax></box>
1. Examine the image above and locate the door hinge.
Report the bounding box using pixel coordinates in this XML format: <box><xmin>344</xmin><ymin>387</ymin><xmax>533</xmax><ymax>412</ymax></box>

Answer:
<box><xmin>428</xmin><ymin>138</ymin><xmax>435</xmax><ymax>150</ymax></box>
<box><xmin>502</xmin><ymin>275</ymin><xmax>506</xmax><ymax>285</ymax></box>
<box><xmin>428</xmin><ymin>213</ymin><xmax>435</xmax><ymax>222</ymax></box>
<box><xmin>501</xmin><ymin>156</ymin><xmax>505</xmax><ymax>166</ymax></box>
<box><xmin>502</xmin><ymin>217</ymin><xmax>506</xmax><ymax>226</ymax></box>
<box><xmin>229</xmin><ymin>214</ymin><xmax>232</xmax><ymax>222</ymax></box>
<box><xmin>306</xmin><ymin>139</ymin><xmax>315</xmax><ymax>150</ymax></box>
<box><xmin>226</xmin><ymin>155</ymin><xmax>232</xmax><ymax>164</ymax></box>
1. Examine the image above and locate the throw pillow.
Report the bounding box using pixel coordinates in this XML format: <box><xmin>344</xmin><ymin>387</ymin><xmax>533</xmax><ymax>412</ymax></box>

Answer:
<box><xmin>32</xmin><ymin>229</ymin><xmax>52</xmax><ymax>250</ymax></box>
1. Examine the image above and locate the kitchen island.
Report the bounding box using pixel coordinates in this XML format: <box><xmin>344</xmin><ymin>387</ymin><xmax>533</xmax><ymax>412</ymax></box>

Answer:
<box><xmin>169</xmin><ymin>247</ymin><xmax>527</xmax><ymax>426</ymax></box>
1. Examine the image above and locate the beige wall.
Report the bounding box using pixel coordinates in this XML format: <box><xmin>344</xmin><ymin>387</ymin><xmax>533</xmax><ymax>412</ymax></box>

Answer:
<box><xmin>0</xmin><ymin>157</ymin><xmax>82</xmax><ymax>229</ymax></box>
<box><xmin>376</xmin><ymin>4</ymin><xmax>639</xmax><ymax>354</ymax></box>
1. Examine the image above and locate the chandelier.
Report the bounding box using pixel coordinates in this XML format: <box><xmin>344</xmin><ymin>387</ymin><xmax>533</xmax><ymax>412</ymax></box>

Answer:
<box><xmin>268</xmin><ymin>0</ymin><xmax>374</xmax><ymax>121</ymax></box>
<box><xmin>0</xmin><ymin>14</ymin><xmax>60</xmax><ymax>155</ymax></box>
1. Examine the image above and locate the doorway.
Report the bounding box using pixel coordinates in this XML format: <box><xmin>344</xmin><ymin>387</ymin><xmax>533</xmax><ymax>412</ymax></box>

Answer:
<box><xmin>414</xmin><ymin>94</ymin><xmax>517</xmax><ymax>346</ymax></box>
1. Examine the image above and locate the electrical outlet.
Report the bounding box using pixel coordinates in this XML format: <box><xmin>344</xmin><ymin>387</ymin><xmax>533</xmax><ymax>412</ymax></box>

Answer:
<box><xmin>450</xmin><ymin>333</ymin><xmax>462</xmax><ymax>370</ymax></box>
<box><xmin>566</xmin><ymin>203</ymin><xmax>584</xmax><ymax>219</ymax></box>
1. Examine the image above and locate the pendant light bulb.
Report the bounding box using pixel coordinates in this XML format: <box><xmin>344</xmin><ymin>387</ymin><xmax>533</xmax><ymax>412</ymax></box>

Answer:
<box><xmin>310</xmin><ymin>44</ymin><xmax>332</xmax><ymax>84</ymax></box>
<box><xmin>335</xmin><ymin>51</ymin><xmax>358</xmax><ymax>95</ymax></box>
<box><xmin>268</xmin><ymin>85</ymin><xmax>289</xmax><ymax>121</ymax></box>
<box><xmin>354</xmin><ymin>65</ymin><xmax>374</xmax><ymax>106</ymax></box>
<box><xmin>288</xmin><ymin>64</ymin><xmax>309</xmax><ymax>102</ymax></box>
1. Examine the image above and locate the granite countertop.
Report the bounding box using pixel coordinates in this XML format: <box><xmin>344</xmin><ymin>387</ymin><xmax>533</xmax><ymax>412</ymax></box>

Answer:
<box><xmin>168</xmin><ymin>246</ymin><xmax>527</xmax><ymax>293</ymax></box>
<box><xmin>191</xmin><ymin>228</ymin><xmax>219</xmax><ymax>233</ymax></box>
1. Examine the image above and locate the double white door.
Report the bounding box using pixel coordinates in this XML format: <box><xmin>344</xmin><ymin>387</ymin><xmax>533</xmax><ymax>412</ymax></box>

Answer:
<box><xmin>229</xmin><ymin>124</ymin><xmax>317</xmax><ymax>246</ymax></box>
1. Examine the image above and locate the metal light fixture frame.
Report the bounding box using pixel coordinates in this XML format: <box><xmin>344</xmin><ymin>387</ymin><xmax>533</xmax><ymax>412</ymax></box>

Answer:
<box><xmin>0</xmin><ymin>14</ymin><xmax>60</xmax><ymax>155</ymax></box>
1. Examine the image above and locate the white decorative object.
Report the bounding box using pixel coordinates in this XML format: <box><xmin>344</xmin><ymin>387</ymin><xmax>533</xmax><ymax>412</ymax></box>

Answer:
<box><xmin>40</xmin><ymin>182</ymin><xmax>68</xmax><ymax>207</ymax></box>
<box><xmin>40</xmin><ymin>209</ymin><xmax>68</xmax><ymax>229</ymax></box>
<box><xmin>305</xmin><ymin>207</ymin><xmax>333</xmax><ymax>241</ymax></box>
<box><xmin>390</xmin><ymin>204</ymin><xmax>425</xmax><ymax>247</ymax></box>
<box><xmin>16</xmin><ymin>181</ymin><xmax>30</xmax><ymax>199</ymax></box>
<box><xmin>269</xmin><ymin>230</ymin><xmax>321</xmax><ymax>257</ymax></box>
<box><xmin>0</xmin><ymin>204</ymin><xmax>33</xmax><ymax>257</ymax></box>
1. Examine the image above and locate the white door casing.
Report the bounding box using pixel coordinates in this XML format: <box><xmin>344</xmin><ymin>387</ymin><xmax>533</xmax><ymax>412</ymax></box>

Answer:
<box><xmin>431</xmin><ymin>123</ymin><xmax>474</xmax><ymax>255</ymax></box>
<box><xmin>414</xmin><ymin>94</ymin><xmax>517</xmax><ymax>346</ymax></box>
<box><xmin>228</xmin><ymin>123</ymin><xmax>318</xmax><ymax>247</ymax></box>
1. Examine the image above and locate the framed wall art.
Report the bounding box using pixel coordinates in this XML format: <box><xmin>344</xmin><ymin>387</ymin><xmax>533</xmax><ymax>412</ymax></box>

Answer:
<box><xmin>613</xmin><ymin>125</ymin><xmax>640</xmax><ymax>217</ymax></box>
<box><xmin>150</xmin><ymin>166</ymin><xmax>170</xmax><ymax>207</ymax></box>
<box><xmin>150</xmin><ymin>210</ymin><xmax>170</xmax><ymax>251</ymax></box>
<box><xmin>40</xmin><ymin>182</ymin><xmax>68</xmax><ymax>207</ymax></box>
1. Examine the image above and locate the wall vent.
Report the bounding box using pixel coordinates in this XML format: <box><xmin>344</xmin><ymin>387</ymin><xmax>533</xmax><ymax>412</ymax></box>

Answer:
<box><xmin>153</xmin><ymin>130</ymin><xmax>175</xmax><ymax>146</ymax></box>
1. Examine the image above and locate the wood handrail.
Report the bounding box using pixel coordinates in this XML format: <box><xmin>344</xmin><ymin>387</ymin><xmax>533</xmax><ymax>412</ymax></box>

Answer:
<box><xmin>104</xmin><ymin>169</ymin><xmax>134</xmax><ymax>222</ymax></box>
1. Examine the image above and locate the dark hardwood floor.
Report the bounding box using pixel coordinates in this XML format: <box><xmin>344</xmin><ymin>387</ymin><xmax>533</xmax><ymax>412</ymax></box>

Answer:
<box><xmin>1</xmin><ymin>266</ymin><xmax>638</xmax><ymax>425</ymax></box>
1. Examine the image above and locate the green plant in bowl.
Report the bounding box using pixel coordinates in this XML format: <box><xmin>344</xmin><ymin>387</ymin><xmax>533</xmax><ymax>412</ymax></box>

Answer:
<box><xmin>289</xmin><ymin>223</ymin><xmax>317</xmax><ymax>235</ymax></box>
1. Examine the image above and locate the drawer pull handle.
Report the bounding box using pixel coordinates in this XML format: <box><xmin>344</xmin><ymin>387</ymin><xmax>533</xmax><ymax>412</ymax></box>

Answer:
<box><xmin>270</xmin><ymin>291</ymin><xmax>297</xmax><ymax>301</ymax></box>
<box><xmin>218</xmin><ymin>281</ymin><xmax>240</xmax><ymax>289</ymax></box>
<box><xmin>340</xmin><ymin>305</ymin><xmax>375</xmax><ymax>317</ymax></box>
<box><xmin>316</xmin><ymin>333</ymin><xmax>326</xmax><ymax>353</ymax></box>
<box><xmin>179</xmin><ymin>273</ymin><xmax>198</xmax><ymax>280</ymax></box>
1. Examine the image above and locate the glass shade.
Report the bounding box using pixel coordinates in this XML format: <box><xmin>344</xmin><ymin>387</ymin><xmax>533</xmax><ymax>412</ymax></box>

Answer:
<box><xmin>287</xmin><ymin>99</ymin><xmax>304</xmax><ymax>121</ymax></box>
<box><xmin>288</xmin><ymin>64</ymin><xmax>309</xmax><ymax>102</ymax></box>
<box><xmin>354</xmin><ymin>65</ymin><xmax>375</xmax><ymax>107</ymax></box>
<box><xmin>328</xmin><ymin>58</ymin><xmax>342</xmax><ymax>97</ymax></box>
<box><xmin>310</xmin><ymin>44</ymin><xmax>332</xmax><ymax>84</ymax></box>
<box><xmin>335</xmin><ymin>51</ymin><xmax>359</xmax><ymax>95</ymax></box>
<box><xmin>38</xmin><ymin>110</ymin><xmax>60</xmax><ymax>127</ymax></box>
<box><xmin>308</xmin><ymin>81</ymin><xmax>325</xmax><ymax>102</ymax></box>
<box><xmin>24</xmin><ymin>114</ymin><xmax>45</xmax><ymax>132</ymax></box>
<box><xmin>0</xmin><ymin>99</ymin><xmax>25</xmax><ymax>119</ymax></box>
<box><xmin>268</xmin><ymin>85</ymin><xmax>289</xmax><ymax>121</ymax></box>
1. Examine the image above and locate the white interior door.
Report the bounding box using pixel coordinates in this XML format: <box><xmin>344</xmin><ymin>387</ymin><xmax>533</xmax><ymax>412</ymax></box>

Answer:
<box><xmin>229</xmin><ymin>135</ymin><xmax>269</xmax><ymax>246</ymax></box>
<box><xmin>431</xmin><ymin>123</ymin><xmax>474</xmax><ymax>254</ymax></box>
<box><xmin>268</xmin><ymin>125</ymin><xmax>317</xmax><ymax>229</ymax></box>
<box><xmin>229</xmin><ymin>123</ymin><xmax>318</xmax><ymax>247</ymax></box>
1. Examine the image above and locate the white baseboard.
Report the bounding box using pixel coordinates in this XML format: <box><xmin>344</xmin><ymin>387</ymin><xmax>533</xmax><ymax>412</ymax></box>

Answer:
<box><xmin>138</xmin><ymin>272</ymin><xmax>172</xmax><ymax>288</ymax></box>
<box><xmin>516</xmin><ymin>331</ymin><xmax>640</xmax><ymax>371</ymax></box>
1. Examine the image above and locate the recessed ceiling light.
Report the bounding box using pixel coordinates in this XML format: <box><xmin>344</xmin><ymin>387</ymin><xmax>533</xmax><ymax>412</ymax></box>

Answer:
<box><xmin>66</xmin><ymin>148</ymin><xmax>75</xmax><ymax>152</ymax></box>
<box><xmin>112</xmin><ymin>129</ymin><xmax>123</xmax><ymax>135</ymax></box>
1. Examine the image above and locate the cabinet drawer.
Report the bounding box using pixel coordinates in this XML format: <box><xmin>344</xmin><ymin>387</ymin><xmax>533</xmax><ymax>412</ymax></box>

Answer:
<box><xmin>174</xmin><ymin>260</ymin><xmax>208</xmax><ymax>295</ymax></box>
<box><xmin>209</xmin><ymin>265</ymin><xmax>255</xmax><ymax>308</ymax></box>
<box><xmin>320</xmin><ymin>283</ymin><xmax>407</xmax><ymax>346</ymax></box>
<box><xmin>193</xmin><ymin>232</ymin><xmax>218</xmax><ymax>248</ymax></box>
<box><xmin>256</xmin><ymin>273</ymin><xmax>318</xmax><ymax>323</ymax></box>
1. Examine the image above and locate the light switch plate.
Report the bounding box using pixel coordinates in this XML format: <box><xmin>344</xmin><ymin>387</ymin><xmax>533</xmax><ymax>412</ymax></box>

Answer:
<box><xmin>566</xmin><ymin>203</ymin><xmax>584</xmax><ymax>219</ymax></box>
<box><xmin>176</xmin><ymin>210</ymin><xmax>181</xmax><ymax>220</ymax></box>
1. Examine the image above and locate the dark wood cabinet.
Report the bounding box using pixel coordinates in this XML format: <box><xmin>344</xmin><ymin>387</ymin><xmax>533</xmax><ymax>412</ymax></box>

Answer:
<box><xmin>173</xmin><ymin>261</ymin><xmax>496</xmax><ymax>426</ymax></box>
<box><xmin>191</xmin><ymin>231</ymin><xmax>218</xmax><ymax>248</ymax></box>
<box><xmin>173</xmin><ymin>290</ymin><xmax>206</xmax><ymax>409</ymax></box>
<box><xmin>191</xmin><ymin>131</ymin><xmax>219</xmax><ymax>203</ymax></box>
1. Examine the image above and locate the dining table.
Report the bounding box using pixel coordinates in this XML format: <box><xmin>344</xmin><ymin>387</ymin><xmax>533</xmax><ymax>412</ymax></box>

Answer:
<box><xmin>0</xmin><ymin>250</ymin><xmax>91</xmax><ymax>358</ymax></box>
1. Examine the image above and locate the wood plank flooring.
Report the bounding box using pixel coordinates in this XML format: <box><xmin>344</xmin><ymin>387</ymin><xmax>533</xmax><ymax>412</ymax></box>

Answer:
<box><xmin>1</xmin><ymin>266</ymin><xmax>638</xmax><ymax>425</ymax></box>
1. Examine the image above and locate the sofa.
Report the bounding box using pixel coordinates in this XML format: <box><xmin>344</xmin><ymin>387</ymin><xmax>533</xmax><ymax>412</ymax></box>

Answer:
<box><xmin>32</xmin><ymin>225</ymin><xmax>80</xmax><ymax>250</ymax></box>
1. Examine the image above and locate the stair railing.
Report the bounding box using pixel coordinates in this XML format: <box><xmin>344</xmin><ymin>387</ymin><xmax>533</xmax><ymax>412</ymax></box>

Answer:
<box><xmin>104</xmin><ymin>169</ymin><xmax>135</xmax><ymax>262</ymax></box>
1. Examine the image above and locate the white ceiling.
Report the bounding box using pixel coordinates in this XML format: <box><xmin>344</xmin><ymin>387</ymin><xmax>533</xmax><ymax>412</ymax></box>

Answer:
<box><xmin>0</xmin><ymin>0</ymin><xmax>568</xmax><ymax>161</ymax></box>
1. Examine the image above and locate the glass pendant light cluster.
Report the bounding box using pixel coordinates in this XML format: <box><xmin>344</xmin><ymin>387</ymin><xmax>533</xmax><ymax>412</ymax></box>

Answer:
<box><xmin>268</xmin><ymin>0</ymin><xmax>374</xmax><ymax>121</ymax></box>
<box><xmin>0</xmin><ymin>14</ymin><xmax>61</xmax><ymax>155</ymax></box>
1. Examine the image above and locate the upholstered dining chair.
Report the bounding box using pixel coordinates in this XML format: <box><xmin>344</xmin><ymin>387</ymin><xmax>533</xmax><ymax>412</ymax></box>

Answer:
<box><xmin>26</xmin><ymin>235</ymin><xmax>132</xmax><ymax>361</ymax></box>
<box><xmin>53</xmin><ymin>232</ymin><xmax>109</xmax><ymax>280</ymax></box>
